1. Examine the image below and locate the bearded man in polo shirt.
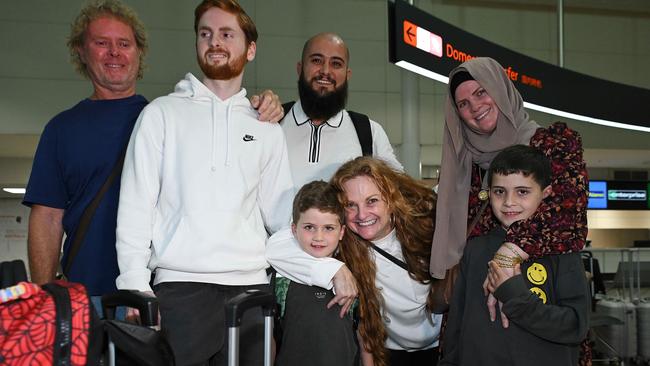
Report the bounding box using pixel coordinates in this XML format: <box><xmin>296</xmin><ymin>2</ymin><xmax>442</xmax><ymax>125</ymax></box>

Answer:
<box><xmin>281</xmin><ymin>32</ymin><xmax>403</xmax><ymax>191</ymax></box>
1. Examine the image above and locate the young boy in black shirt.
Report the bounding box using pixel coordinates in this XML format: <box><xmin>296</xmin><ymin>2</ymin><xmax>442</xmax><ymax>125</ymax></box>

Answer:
<box><xmin>441</xmin><ymin>145</ymin><xmax>590</xmax><ymax>366</ymax></box>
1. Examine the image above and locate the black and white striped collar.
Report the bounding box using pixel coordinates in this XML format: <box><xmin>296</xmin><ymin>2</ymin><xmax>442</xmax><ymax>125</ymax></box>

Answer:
<box><xmin>292</xmin><ymin>100</ymin><xmax>344</xmax><ymax>128</ymax></box>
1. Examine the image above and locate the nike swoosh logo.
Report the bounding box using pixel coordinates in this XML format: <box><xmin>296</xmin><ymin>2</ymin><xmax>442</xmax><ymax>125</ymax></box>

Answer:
<box><xmin>243</xmin><ymin>134</ymin><xmax>256</xmax><ymax>142</ymax></box>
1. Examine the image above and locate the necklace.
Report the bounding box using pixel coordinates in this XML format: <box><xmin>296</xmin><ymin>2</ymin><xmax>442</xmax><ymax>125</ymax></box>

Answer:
<box><xmin>478</xmin><ymin>169</ymin><xmax>489</xmax><ymax>201</ymax></box>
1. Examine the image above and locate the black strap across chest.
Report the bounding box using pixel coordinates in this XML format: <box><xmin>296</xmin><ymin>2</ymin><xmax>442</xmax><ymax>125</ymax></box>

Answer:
<box><xmin>62</xmin><ymin>143</ymin><xmax>129</xmax><ymax>275</ymax></box>
<box><xmin>370</xmin><ymin>243</ymin><xmax>409</xmax><ymax>272</ymax></box>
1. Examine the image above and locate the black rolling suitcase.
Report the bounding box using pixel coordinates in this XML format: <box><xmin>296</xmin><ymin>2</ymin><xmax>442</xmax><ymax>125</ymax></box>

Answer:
<box><xmin>225</xmin><ymin>289</ymin><xmax>275</xmax><ymax>366</ymax></box>
<box><xmin>102</xmin><ymin>290</ymin><xmax>175</xmax><ymax>366</ymax></box>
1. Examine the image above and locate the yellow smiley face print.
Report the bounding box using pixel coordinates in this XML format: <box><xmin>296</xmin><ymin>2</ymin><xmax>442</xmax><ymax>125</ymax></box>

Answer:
<box><xmin>527</xmin><ymin>262</ymin><xmax>547</xmax><ymax>285</ymax></box>
<box><xmin>530</xmin><ymin>287</ymin><xmax>547</xmax><ymax>304</ymax></box>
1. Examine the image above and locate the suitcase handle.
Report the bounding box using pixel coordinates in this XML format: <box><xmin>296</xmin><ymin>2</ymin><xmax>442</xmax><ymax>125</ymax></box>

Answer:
<box><xmin>226</xmin><ymin>289</ymin><xmax>275</xmax><ymax>366</ymax></box>
<box><xmin>101</xmin><ymin>290</ymin><xmax>159</xmax><ymax>326</ymax></box>
<box><xmin>225</xmin><ymin>289</ymin><xmax>274</xmax><ymax>327</ymax></box>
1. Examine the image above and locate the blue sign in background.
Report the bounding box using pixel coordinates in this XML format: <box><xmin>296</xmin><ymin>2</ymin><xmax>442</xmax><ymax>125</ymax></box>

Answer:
<box><xmin>588</xmin><ymin>181</ymin><xmax>608</xmax><ymax>209</ymax></box>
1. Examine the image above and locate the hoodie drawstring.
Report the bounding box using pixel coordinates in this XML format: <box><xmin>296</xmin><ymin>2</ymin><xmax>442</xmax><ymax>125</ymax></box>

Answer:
<box><xmin>171</xmin><ymin>73</ymin><xmax>242</xmax><ymax>170</ymax></box>
<box><xmin>225</xmin><ymin>101</ymin><xmax>233</xmax><ymax>166</ymax></box>
<box><xmin>210</xmin><ymin>98</ymin><xmax>217</xmax><ymax>171</ymax></box>
<box><xmin>210</xmin><ymin>96</ymin><xmax>233</xmax><ymax>169</ymax></box>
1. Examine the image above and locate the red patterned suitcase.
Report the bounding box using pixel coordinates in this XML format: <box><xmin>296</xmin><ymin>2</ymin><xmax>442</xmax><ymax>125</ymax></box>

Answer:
<box><xmin>0</xmin><ymin>281</ymin><xmax>102</xmax><ymax>365</ymax></box>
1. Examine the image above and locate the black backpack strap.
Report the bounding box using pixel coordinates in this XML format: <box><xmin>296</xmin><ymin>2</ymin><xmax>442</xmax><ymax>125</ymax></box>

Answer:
<box><xmin>281</xmin><ymin>101</ymin><xmax>296</xmax><ymax>123</ymax></box>
<box><xmin>347</xmin><ymin>111</ymin><xmax>373</xmax><ymax>156</ymax></box>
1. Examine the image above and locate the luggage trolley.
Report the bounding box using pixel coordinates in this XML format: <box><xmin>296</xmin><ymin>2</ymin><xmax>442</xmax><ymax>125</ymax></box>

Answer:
<box><xmin>591</xmin><ymin>248</ymin><xmax>646</xmax><ymax>365</ymax></box>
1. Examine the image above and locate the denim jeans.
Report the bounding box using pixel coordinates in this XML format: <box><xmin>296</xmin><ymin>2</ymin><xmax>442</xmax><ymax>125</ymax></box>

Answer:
<box><xmin>91</xmin><ymin>295</ymin><xmax>126</xmax><ymax>320</ymax></box>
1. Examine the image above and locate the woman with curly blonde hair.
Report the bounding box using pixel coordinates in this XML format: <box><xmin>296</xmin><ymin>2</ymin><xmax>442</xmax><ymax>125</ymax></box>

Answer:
<box><xmin>332</xmin><ymin>157</ymin><xmax>440</xmax><ymax>366</ymax></box>
<box><xmin>268</xmin><ymin>157</ymin><xmax>441</xmax><ymax>366</ymax></box>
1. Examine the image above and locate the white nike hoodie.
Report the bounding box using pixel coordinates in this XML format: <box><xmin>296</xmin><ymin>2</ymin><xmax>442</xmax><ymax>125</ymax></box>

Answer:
<box><xmin>116</xmin><ymin>73</ymin><xmax>294</xmax><ymax>292</ymax></box>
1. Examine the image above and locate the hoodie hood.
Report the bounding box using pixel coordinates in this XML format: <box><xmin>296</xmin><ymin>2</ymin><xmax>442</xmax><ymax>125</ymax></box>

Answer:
<box><xmin>168</xmin><ymin>72</ymin><xmax>252</xmax><ymax>167</ymax></box>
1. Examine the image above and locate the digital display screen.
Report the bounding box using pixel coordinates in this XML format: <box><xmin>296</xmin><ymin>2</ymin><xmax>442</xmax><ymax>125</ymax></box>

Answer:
<box><xmin>606</xmin><ymin>181</ymin><xmax>649</xmax><ymax>210</ymax></box>
<box><xmin>586</xmin><ymin>181</ymin><xmax>650</xmax><ymax>210</ymax></box>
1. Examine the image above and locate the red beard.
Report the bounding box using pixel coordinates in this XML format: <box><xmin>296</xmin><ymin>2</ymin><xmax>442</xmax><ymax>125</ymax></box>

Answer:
<box><xmin>198</xmin><ymin>47</ymin><xmax>248</xmax><ymax>80</ymax></box>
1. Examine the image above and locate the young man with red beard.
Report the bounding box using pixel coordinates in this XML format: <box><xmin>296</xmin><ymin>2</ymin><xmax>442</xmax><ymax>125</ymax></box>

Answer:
<box><xmin>115</xmin><ymin>1</ymin><xmax>294</xmax><ymax>364</ymax></box>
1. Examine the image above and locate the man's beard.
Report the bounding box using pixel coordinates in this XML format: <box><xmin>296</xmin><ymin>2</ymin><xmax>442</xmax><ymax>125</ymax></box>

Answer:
<box><xmin>198</xmin><ymin>47</ymin><xmax>248</xmax><ymax>80</ymax></box>
<box><xmin>297</xmin><ymin>71</ymin><xmax>348</xmax><ymax>122</ymax></box>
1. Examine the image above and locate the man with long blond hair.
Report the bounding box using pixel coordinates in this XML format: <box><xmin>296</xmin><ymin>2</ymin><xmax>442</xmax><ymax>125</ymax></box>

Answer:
<box><xmin>24</xmin><ymin>0</ymin><xmax>149</xmax><ymax>309</ymax></box>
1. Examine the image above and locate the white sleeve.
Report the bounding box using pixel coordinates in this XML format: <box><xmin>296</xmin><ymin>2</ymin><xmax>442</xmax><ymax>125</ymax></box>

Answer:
<box><xmin>115</xmin><ymin>105</ymin><xmax>163</xmax><ymax>292</ymax></box>
<box><xmin>266</xmin><ymin>228</ymin><xmax>344</xmax><ymax>289</ymax></box>
<box><xmin>257</xmin><ymin>126</ymin><xmax>294</xmax><ymax>234</ymax></box>
<box><xmin>370</xmin><ymin>120</ymin><xmax>404</xmax><ymax>172</ymax></box>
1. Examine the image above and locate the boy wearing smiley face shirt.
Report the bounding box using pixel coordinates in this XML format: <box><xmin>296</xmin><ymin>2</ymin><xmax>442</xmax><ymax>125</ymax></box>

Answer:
<box><xmin>441</xmin><ymin>145</ymin><xmax>590</xmax><ymax>366</ymax></box>
<box><xmin>274</xmin><ymin>181</ymin><xmax>359</xmax><ymax>366</ymax></box>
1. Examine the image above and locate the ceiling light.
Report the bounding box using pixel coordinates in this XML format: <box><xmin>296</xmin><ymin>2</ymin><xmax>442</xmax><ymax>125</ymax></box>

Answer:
<box><xmin>3</xmin><ymin>188</ymin><xmax>26</xmax><ymax>194</ymax></box>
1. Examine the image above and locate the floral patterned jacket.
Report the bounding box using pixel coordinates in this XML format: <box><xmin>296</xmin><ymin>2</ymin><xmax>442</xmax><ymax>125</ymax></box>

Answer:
<box><xmin>467</xmin><ymin>122</ymin><xmax>589</xmax><ymax>256</ymax></box>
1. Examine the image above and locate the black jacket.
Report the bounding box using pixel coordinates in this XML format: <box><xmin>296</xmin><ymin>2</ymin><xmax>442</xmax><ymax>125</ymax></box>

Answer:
<box><xmin>441</xmin><ymin>227</ymin><xmax>590</xmax><ymax>366</ymax></box>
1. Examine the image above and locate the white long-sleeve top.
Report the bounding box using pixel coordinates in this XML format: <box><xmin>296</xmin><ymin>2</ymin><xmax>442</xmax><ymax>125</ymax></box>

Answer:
<box><xmin>116</xmin><ymin>73</ymin><xmax>295</xmax><ymax>292</ymax></box>
<box><xmin>266</xmin><ymin>228</ymin><xmax>441</xmax><ymax>350</ymax></box>
<box><xmin>373</xmin><ymin>230</ymin><xmax>442</xmax><ymax>350</ymax></box>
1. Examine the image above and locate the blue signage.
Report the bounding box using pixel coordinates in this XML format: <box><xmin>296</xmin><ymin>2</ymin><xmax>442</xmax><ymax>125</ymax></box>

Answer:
<box><xmin>588</xmin><ymin>181</ymin><xmax>607</xmax><ymax>209</ymax></box>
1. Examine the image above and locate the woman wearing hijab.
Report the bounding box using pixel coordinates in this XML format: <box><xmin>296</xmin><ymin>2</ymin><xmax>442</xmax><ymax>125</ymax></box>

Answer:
<box><xmin>430</xmin><ymin>57</ymin><xmax>590</xmax><ymax>364</ymax></box>
<box><xmin>430</xmin><ymin>57</ymin><xmax>587</xmax><ymax>281</ymax></box>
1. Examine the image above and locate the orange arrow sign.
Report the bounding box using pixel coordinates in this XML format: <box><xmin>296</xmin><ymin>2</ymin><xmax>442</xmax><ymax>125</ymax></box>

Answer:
<box><xmin>403</xmin><ymin>20</ymin><xmax>417</xmax><ymax>47</ymax></box>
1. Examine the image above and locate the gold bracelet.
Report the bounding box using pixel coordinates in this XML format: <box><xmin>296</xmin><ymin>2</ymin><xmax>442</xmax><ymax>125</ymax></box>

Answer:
<box><xmin>493</xmin><ymin>253</ymin><xmax>520</xmax><ymax>263</ymax></box>
<box><xmin>504</xmin><ymin>244</ymin><xmax>524</xmax><ymax>263</ymax></box>
<box><xmin>493</xmin><ymin>253</ymin><xmax>522</xmax><ymax>268</ymax></box>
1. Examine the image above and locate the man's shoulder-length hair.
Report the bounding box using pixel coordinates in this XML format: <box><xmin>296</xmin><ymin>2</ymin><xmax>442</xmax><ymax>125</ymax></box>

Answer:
<box><xmin>67</xmin><ymin>0</ymin><xmax>148</xmax><ymax>80</ymax></box>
